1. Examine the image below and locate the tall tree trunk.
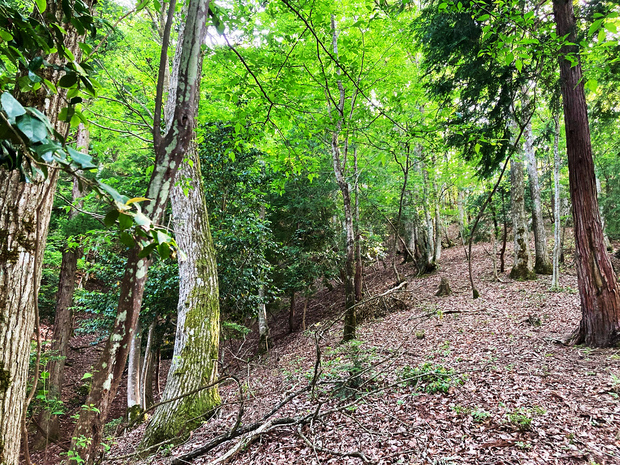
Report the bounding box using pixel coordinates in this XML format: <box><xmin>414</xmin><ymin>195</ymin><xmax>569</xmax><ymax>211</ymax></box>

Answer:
<box><xmin>0</xmin><ymin>171</ymin><xmax>57</xmax><ymax>465</ymax></box>
<box><xmin>139</xmin><ymin>320</ymin><xmax>155</xmax><ymax>410</ymax></box>
<box><xmin>0</xmin><ymin>1</ymin><xmax>91</xmax><ymax>458</ymax></box>
<box><xmin>524</xmin><ymin>120</ymin><xmax>552</xmax><ymax>274</ymax></box>
<box><xmin>330</xmin><ymin>15</ymin><xmax>356</xmax><ymax>341</ymax></box>
<box><xmin>141</xmin><ymin>24</ymin><xmax>220</xmax><ymax>441</ymax></box>
<box><xmin>509</xmin><ymin>158</ymin><xmax>536</xmax><ymax>280</ymax></box>
<box><xmin>33</xmin><ymin>125</ymin><xmax>89</xmax><ymax>449</ymax></box>
<box><xmin>553</xmin><ymin>0</ymin><xmax>620</xmax><ymax>347</ymax></box>
<box><xmin>551</xmin><ymin>114</ymin><xmax>562</xmax><ymax>288</ymax></box>
<box><xmin>354</xmin><ymin>146</ymin><xmax>363</xmax><ymax>302</ymax></box>
<box><xmin>434</xmin><ymin>189</ymin><xmax>442</xmax><ymax>262</ymax></box>
<box><xmin>71</xmin><ymin>0</ymin><xmax>211</xmax><ymax>458</ymax></box>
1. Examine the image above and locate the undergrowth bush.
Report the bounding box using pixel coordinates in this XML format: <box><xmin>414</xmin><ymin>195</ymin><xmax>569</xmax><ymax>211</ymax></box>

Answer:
<box><xmin>399</xmin><ymin>362</ymin><xmax>464</xmax><ymax>394</ymax></box>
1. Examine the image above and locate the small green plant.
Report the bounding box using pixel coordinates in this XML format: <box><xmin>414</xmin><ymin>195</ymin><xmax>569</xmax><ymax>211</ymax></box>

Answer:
<box><xmin>64</xmin><ymin>435</ymin><xmax>92</xmax><ymax>464</ymax></box>
<box><xmin>221</xmin><ymin>321</ymin><xmax>251</xmax><ymax>340</ymax></box>
<box><xmin>516</xmin><ymin>441</ymin><xmax>532</xmax><ymax>450</ymax></box>
<box><xmin>507</xmin><ymin>411</ymin><xmax>532</xmax><ymax>431</ymax></box>
<box><xmin>471</xmin><ymin>408</ymin><xmax>491</xmax><ymax>423</ymax></box>
<box><xmin>505</xmin><ymin>406</ymin><xmax>545</xmax><ymax>431</ymax></box>
<box><xmin>451</xmin><ymin>404</ymin><xmax>469</xmax><ymax>415</ymax></box>
<box><xmin>399</xmin><ymin>362</ymin><xmax>464</xmax><ymax>394</ymax></box>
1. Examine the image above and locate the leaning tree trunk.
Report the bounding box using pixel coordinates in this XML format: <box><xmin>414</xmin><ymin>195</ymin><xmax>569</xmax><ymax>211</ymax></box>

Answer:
<box><xmin>0</xmin><ymin>1</ymin><xmax>90</xmax><ymax>459</ymax></box>
<box><xmin>553</xmin><ymin>0</ymin><xmax>620</xmax><ymax>347</ymax></box>
<box><xmin>509</xmin><ymin>157</ymin><xmax>536</xmax><ymax>280</ymax></box>
<box><xmin>34</xmin><ymin>125</ymin><xmax>88</xmax><ymax>449</ymax></box>
<box><xmin>551</xmin><ymin>114</ymin><xmax>562</xmax><ymax>289</ymax></box>
<box><xmin>71</xmin><ymin>0</ymin><xmax>211</xmax><ymax>459</ymax></box>
<box><xmin>524</xmin><ymin>120</ymin><xmax>552</xmax><ymax>274</ymax></box>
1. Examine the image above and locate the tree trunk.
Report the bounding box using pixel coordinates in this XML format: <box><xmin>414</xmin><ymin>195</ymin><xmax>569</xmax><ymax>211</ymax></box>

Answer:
<box><xmin>553</xmin><ymin>0</ymin><xmax>620</xmax><ymax>347</ymax></box>
<box><xmin>34</xmin><ymin>124</ymin><xmax>88</xmax><ymax>448</ymax></box>
<box><xmin>509</xmin><ymin>158</ymin><xmax>536</xmax><ymax>280</ymax></box>
<box><xmin>551</xmin><ymin>114</ymin><xmax>561</xmax><ymax>288</ymax></box>
<box><xmin>0</xmin><ymin>170</ymin><xmax>57</xmax><ymax>465</ymax></box>
<box><xmin>596</xmin><ymin>177</ymin><xmax>612</xmax><ymax>252</ymax></box>
<box><xmin>524</xmin><ymin>120</ymin><xmax>552</xmax><ymax>274</ymax></box>
<box><xmin>330</xmin><ymin>15</ymin><xmax>356</xmax><ymax>342</ymax></box>
<box><xmin>257</xmin><ymin>285</ymin><xmax>270</xmax><ymax>354</ymax></box>
<box><xmin>257</xmin><ymin>205</ymin><xmax>270</xmax><ymax>354</ymax></box>
<box><xmin>354</xmin><ymin>147</ymin><xmax>363</xmax><ymax>302</ymax></box>
<box><xmin>458</xmin><ymin>189</ymin><xmax>467</xmax><ymax>246</ymax></box>
<box><xmin>139</xmin><ymin>320</ymin><xmax>155</xmax><ymax>410</ymax></box>
<box><xmin>0</xmin><ymin>1</ymin><xmax>92</xmax><ymax>458</ymax></box>
<box><xmin>71</xmin><ymin>0</ymin><xmax>211</xmax><ymax>458</ymax></box>
<box><xmin>434</xmin><ymin>199</ymin><xmax>442</xmax><ymax>262</ymax></box>
<box><xmin>127</xmin><ymin>319</ymin><xmax>142</xmax><ymax>423</ymax></box>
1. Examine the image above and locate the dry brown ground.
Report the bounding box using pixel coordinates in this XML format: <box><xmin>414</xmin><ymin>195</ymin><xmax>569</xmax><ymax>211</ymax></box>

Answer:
<box><xmin>32</xmin><ymin>240</ymin><xmax>620</xmax><ymax>465</ymax></box>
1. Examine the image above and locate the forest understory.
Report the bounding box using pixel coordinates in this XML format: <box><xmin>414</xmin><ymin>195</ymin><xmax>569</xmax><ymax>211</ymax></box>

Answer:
<box><xmin>30</xmin><ymin>237</ymin><xmax>620</xmax><ymax>465</ymax></box>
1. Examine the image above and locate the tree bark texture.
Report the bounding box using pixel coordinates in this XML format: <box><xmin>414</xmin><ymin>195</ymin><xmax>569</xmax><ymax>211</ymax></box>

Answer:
<box><xmin>0</xmin><ymin>0</ymin><xmax>92</xmax><ymax>458</ymax></box>
<box><xmin>510</xmin><ymin>158</ymin><xmax>536</xmax><ymax>280</ymax></box>
<box><xmin>524</xmin><ymin>120</ymin><xmax>552</xmax><ymax>274</ymax></box>
<box><xmin>127</xmin><ymin>319</ymin><xmax>142</xmax><ymax>422</ymax></box>
<box><xmin>0</xmin><ymin>170</ymin><xmax>56</xmax><ymax>465</ymax></box>
<box><xmin>553</xmin><ymin>0</ymin><xmax>620</xmax><ymax>347</ymax></box>
<box><xmin>141</xmin><ymin>139</ymin><xmax>221</xmax><ymax>447</ymax></box>
<box><xmin>71</xmin><ymin>0</ymin><xmax>211</xmax><ymax>458</ymax></box>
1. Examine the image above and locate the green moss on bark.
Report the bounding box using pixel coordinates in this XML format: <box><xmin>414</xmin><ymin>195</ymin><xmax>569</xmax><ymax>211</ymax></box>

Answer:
<box><xmin>0</xmin><ymin>363</ymin><xmax>11</xmax><ymax>393</ymax></box>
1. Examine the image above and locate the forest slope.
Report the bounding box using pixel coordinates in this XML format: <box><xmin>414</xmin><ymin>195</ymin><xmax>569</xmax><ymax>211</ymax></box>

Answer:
<box><xmin>39</xmin><ymin>240</ymin><xmax>620</xmax><ymax>465</ymax></box>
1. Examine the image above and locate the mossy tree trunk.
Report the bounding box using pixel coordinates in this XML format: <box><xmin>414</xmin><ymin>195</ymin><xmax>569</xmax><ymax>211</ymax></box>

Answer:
<box><xmin>509</xmin><ymin>158</ymin><xmax>536</xmax><ymax>280</ymax></box>
<box><xmin>71</xmin><ymin>0</ymin><xmax>211</xmax><ymax>459</ymax></box>
<box><xmin>140</xmin><ymin>139</ymin><xmax>220</xmax><ymax>446</ymax></box>
<box><xmin>553</xmin><ymin>0</ymin><xmax>620</xmax><ymax>347</ymax></box>
<box><xmin>140</xmin><ymin>5</ymin><xmax>219</xmax><ymax>445</ymax></box>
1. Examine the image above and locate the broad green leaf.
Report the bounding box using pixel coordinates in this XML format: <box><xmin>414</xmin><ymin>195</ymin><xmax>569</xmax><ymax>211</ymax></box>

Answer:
<box><xmin>16</xmin><ymin>114</ymin><xmax>48</xmax><ymax>143</ymax></box>
<box><xmin>0</xmin><ymin>30</ymin><xmax>13</xmax><ymax>41</ymax></box>
<box><xmin>138</xmin><ymin>243</ymin><xmax>157</xmax><ymax>258</ymax></box>
<box><xmin>120</xmin><ymin>231</ymin><xmax>135</xmax><ymax>248</ymax></box>
<box><xmin>118</xmin><ymin>213</ymin><xmax>133</xmax><ymax>231</ymax></box>
<box><xmin>1</xmin><ymin>93</ymin><xmax>26</xmax><ymax>119</ymax></box>
<box><xmin>96</xmin><ymin>181</ymin><xmax>129</xmax><ymax>204</ymax></box>
<box><xmin>157</xmin><ymin>242</ymin><xmax>170</xmax><ymax>259</ymax></box>
<box><xmin>585</xmin><ymin>79</ymin><xmax>598</xmax><ymax>93</ymax></box>
<box><xmin>103</xmin><ymin>209</ymin><xmax>119</xmax><ymax>227</ymax></box>
<box><xmin>68</xmin><ymin>147</ymin><xmax>96</xmax><ymax>169</ymax></box>
<box><xmin>134</xmin><ymin>212</ymin><xmax>151</xmax><ymax>227</ymax></box>
<box><xmin>35</xmin><ymin>0</ymin><xmax>46</xmax><ymax>12</ymax></box>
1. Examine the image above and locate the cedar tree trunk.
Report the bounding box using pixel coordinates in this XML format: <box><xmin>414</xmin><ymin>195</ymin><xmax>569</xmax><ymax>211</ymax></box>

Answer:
<box><xmin>553</xmin><ymin>0</ymin><xmax>620</xmax><ymax>347</ymax></box>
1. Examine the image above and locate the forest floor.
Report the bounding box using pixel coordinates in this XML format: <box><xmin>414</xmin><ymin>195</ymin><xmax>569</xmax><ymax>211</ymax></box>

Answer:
<box><xmin>32</xmin><ymin>238</ymin><xmax>620</xmax><ymax>465</ymax></box>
